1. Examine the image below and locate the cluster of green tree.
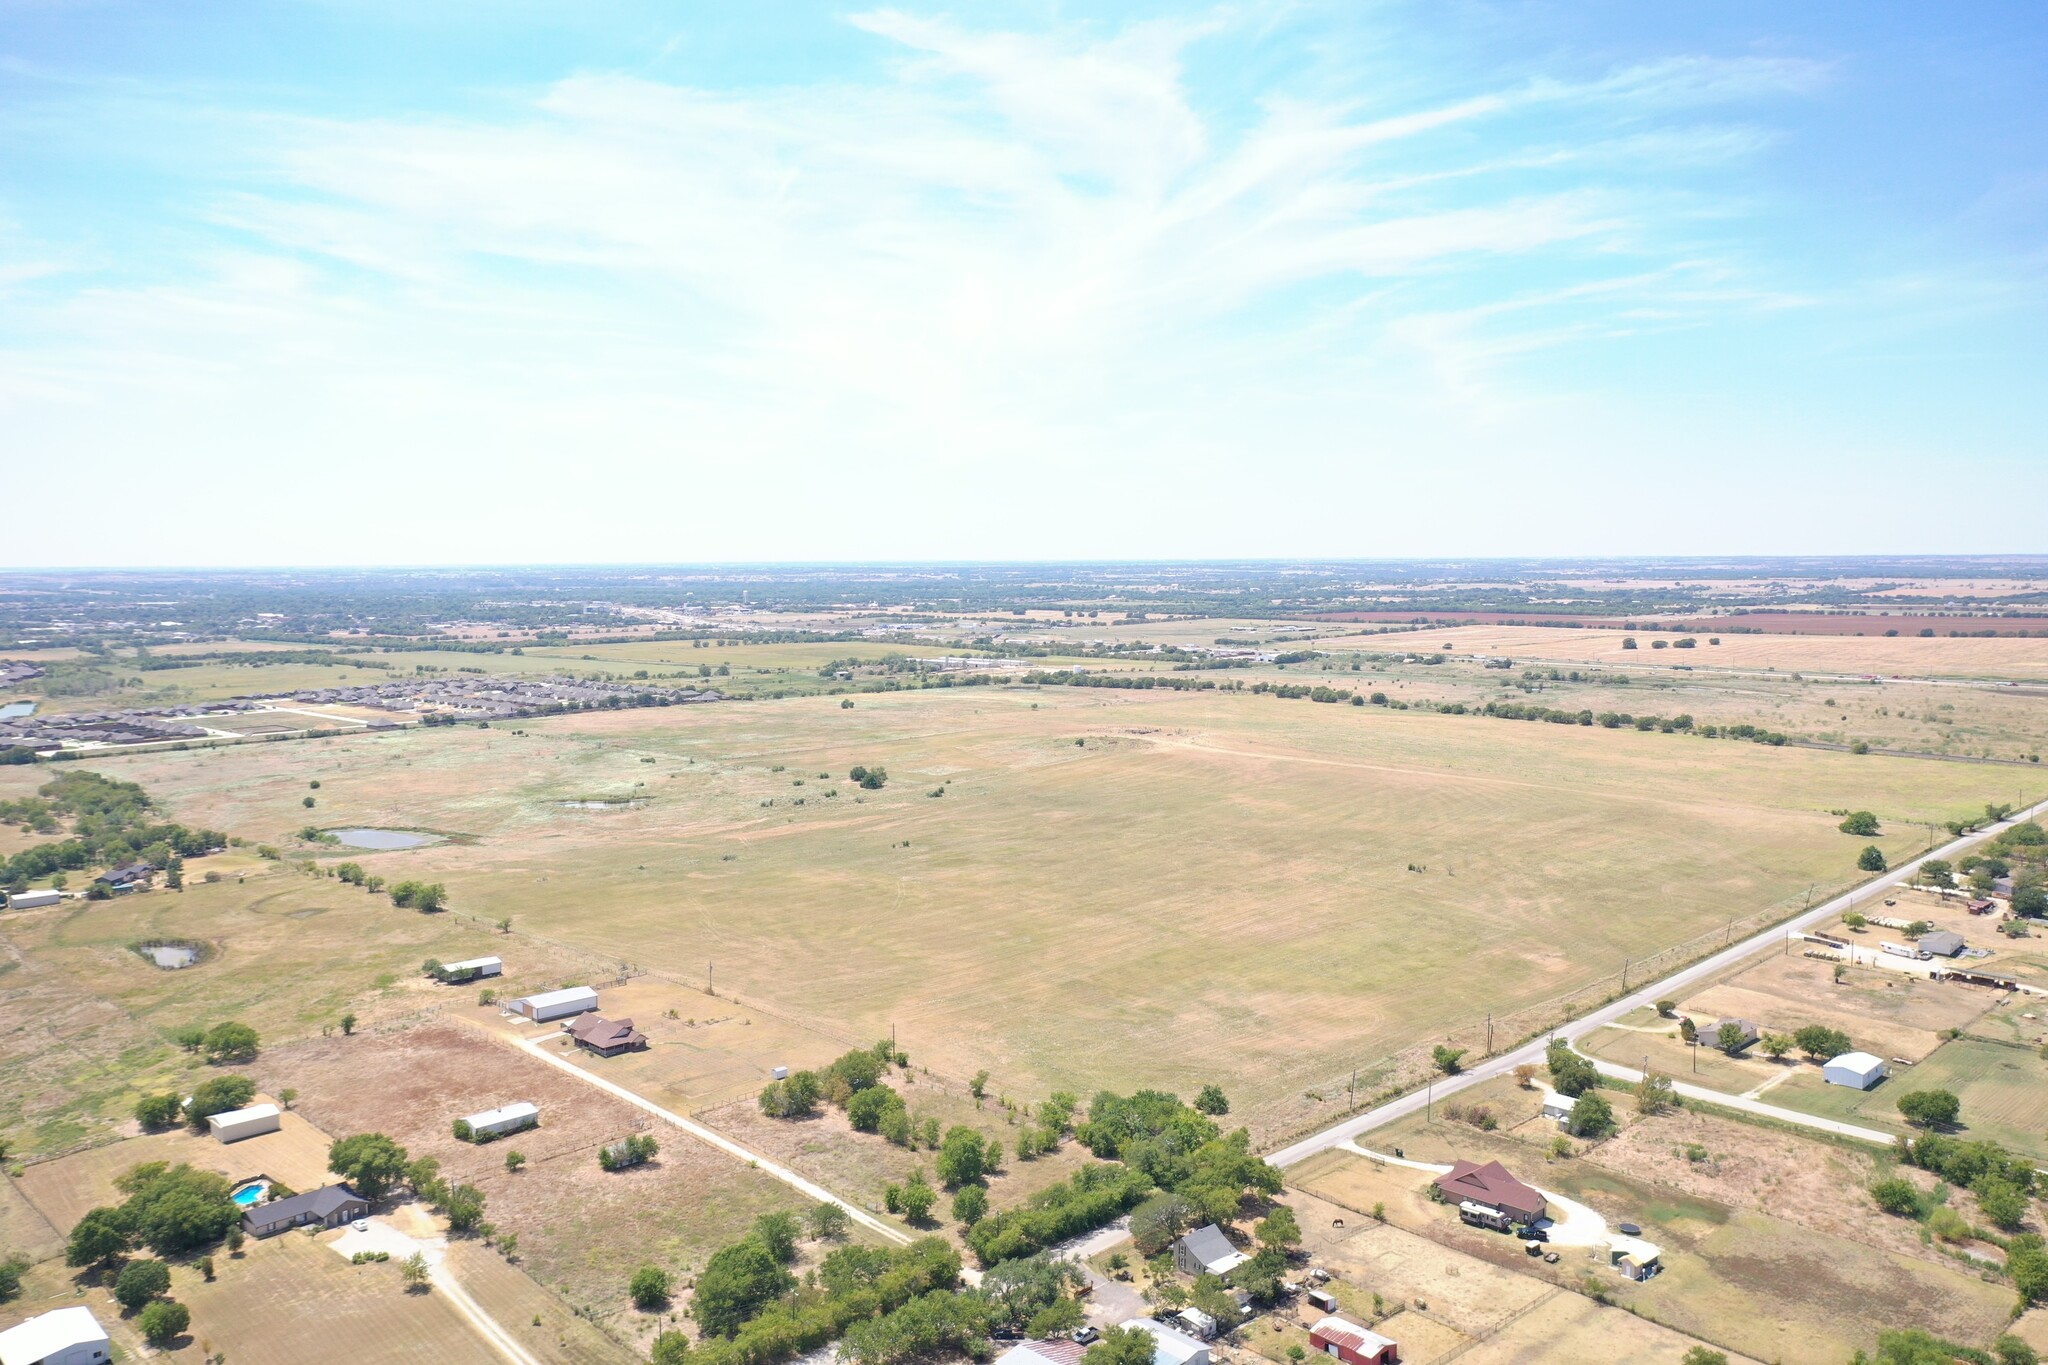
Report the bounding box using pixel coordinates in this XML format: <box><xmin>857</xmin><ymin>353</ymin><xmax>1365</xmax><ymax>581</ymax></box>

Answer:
<box><xmin>132</xmin><ymin>648</ymin><xmax>394</xmax><ymax>672</ymax></box>
<box><xmin>1017</xmin><ymin>671</ymin><xmax>1225</xmax><ymax>692</ymax></box>
<box><xmin>403</xmin><ymin>1154</ymin><xmax>488</xmax><ymax>1233</ymax></box>
<box><xmin>0</xmin><ymin>1251</ymin><xmax>28</xmax><ymax>1302</ymax></box>
<box><xmin>158</xmin><ymin>1074</ymin><xmax>257</xmax><ymax>1131</ymax></box>
<box><xmin>1545</xmin><ymin>1040</ymin><xmax>1599</xmax><ymax>1096</ymax></box>
<box><xmin>849</xmin><ymin>765</ymin><xmax>888</xmax><ymax>790</ymax></box>
<box><xmin>883</xmin><ymin>1169</ymin><xmax>938</xmax><ymax>1222</ymax></box>
<box><xmin>964</xmin><ymin>1162</ymin><xmax>1155</xmax><ymax>1266</ymax></box>
<box><xmin>1852</xmin><ymin>1327</ymin><xmax>2040</xmax><ymax>1364</ymax></box>
<box><xmin>598</xmin><ymin>1133</ymin><xmax>660</xmax><ymax>1171</ymax></box>
<box><xmin>687</xmin><ymin>1215</ymin><xmax>959</xmax><ymax>1365</ymax></box>
<box><xmin>0</xmin><ymin>770</ymin><xmax>225</xmax><ymax>890</ymax></box>
<box><xmin>1896</xmin><ymin>1089</ymin><xmax>1961</xmax><ymax>1129</ymax></box>
<box><xmin>165</xmin><ymin>1020</ymin><xmax>261</xmax><ymax>1065</ymax></box>
<box><xmin>66</xmin><ymin>1162</ymin><xmax>241</xmax><ymax>1267</ymax></box>
<box><xmin>1074</xmin><ymin>1089</ymin><xmax>1281</xmax><ymax>1224</ymax></box>
<box><xmin>1247</xmin><ymin>681</ymin><xmax>1354</xmax><ymax>702</ymax></box>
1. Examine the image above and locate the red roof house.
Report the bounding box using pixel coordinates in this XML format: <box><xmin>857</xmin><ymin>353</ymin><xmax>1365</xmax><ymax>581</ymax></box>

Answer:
<box><xmin>1310</xmin><ymin>1315</ymin><xmax>1398</xmax><ymax>1365</ymax></box>
<box><xmin>1431</xmin><ymin>1159</ymin><xmax>1546</xmax><ymax>1224</ymax></box>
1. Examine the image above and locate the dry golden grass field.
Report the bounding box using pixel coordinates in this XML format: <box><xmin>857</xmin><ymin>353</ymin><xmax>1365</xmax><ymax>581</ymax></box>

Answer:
<box><xmin>1323</xmin><ymin>624</ymin><xmax>2048</xmax><ymax>681</ymax></box>
<box><xmin>2</xmin><ymin>680</ymin><xmax>2022</xmax><ymax>1147</ymax></box>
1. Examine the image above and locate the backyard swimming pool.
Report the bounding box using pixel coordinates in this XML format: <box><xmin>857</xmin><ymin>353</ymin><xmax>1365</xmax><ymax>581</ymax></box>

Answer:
<box><xmin>231</xmin><ymin>1180</ymin><xmax>270</xmax><ymax>1207</ymax></box>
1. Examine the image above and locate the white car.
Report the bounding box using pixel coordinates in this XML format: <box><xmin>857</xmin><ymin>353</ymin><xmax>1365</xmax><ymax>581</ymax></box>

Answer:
<box><xmin>352</xmin><ymin>1219</ymin><xmax>369</xmax><ymax>1232</ymax></box>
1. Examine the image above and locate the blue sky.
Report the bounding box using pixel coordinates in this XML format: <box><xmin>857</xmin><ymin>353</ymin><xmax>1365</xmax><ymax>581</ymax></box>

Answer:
<box><xmin>2</xmin><ymin>1</ymin><xmax>2043</xmax><ymax>565</ymax></box>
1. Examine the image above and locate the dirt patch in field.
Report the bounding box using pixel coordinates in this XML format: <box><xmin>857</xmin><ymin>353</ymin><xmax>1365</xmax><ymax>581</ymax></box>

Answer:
<box><xmin>1453</xmin><ymin>1287</ymin><xmax>1763</xmax><ymax>1365</ymax></box>
<box><xmin>261</xmin><ymin>1020</ymin><xmax>808</xmax><ymax>1332</ymax></box>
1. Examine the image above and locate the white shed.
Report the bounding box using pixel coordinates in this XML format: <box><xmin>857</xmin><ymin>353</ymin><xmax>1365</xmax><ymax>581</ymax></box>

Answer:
<box><xmin>1539</xmin><ymin>1089</ymin><xmax>1572</xmax><ymax>1126</ymax></box>
<box><xmin>1823</xmin><ymin>1051</ymin><xmax>1887</xmax><ymax>1090</ymax></box>
<box><xmin>206</xmin><ymin>1102</ymin><xmax>282</xmax><ymax>1143</ymax></box>
<box><xmin>464</xmin><ymin>1101</ymin><xmax>539</xmax><ymax>1138</ymax></box>
<box><xmin>442</xmin><ymin>955</ymin><xmax>503</xmax><ymax>980</ymax></box>
<box><xmin>514</xmin><ymin>986</ymin><xmax>598</xmax><ymax>1022</ymax></box>
<box><xmin>1125</xmin><ymin>1318</ymin><xmax>1210</xmax><ymax>1365</ymax></box>
<box><xmin>0</xmin><ymin>1306</ymin><xmax>111</xmax><ymax>1365</ymax></box>
<box><xmin>6</xmin><ymin>889</ymin><xmax>61</xmax><ymax>910</ymax></box>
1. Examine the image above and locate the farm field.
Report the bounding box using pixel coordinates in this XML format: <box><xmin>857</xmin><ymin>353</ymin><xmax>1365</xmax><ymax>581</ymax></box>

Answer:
<box><xmin>1</xmin><ymin>681</ymin><xmax>2019</xmax><ymax>1146</ymax></box>
<box><xmin>1321</xmin><ymin>624</ymin><xmax>2048</xmax><ymax>681</ymax></box>
<box><xmin>1769</xmin><ymin>1034</ymin><xmax>2048</xmax><ymax>1160</ymax></box>
<box><xmin>0</xmin><ymin>865</ymin><xmax>608</xmax><ymax>1155</ymax></box>
<box><xmin>260</xmin><ymin>1019</ymin><xmax>813</xmax><ymax>1337</ymax></box>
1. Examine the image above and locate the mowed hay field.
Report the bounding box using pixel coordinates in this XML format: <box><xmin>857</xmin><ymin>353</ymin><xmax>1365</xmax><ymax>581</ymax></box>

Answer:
<box><xmin>1</xmin><ymin>684</ymin><xmax>2016</xmax><ymax>1139</ymax></box>
<box><xmin>1325</xmin><ymin>624</ymin><xmax>2048</xmax><ymax>681</ymax></box>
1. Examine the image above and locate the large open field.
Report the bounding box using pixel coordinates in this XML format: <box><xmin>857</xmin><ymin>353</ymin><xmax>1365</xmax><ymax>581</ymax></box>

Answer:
<box><xmin>2</xmin><ymin>680</ymin><xmax>2017</xmax><ymax>1147</ymax></box>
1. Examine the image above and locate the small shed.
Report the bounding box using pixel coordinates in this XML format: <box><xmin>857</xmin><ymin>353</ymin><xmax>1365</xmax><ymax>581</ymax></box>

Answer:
<box><xmin>1538</xmin><ymin>1089</ymin><xmax>1572</xmax><ymax>1126</ymax></box>
<box><xmin>206</xmin><ymin>1102</ymin><xmax>282</xmax><ymax>1143</ymax></box>
<box><xmin>0</xmin><ymin>1305</ymin><xmax>111</xmax><ymax>1365</ymax></box>
<box><xmin>513</xmin><ymin>986</ymin><xmax>598</xmax><ymax>1022</ymax></box>
<box><xmin>464</xmin><ymin>1101</ymin><xmax>540</xmax><ymax>1138</ymax></box>
<box><xmin>1711</xmin><ymin>1019</ymin><xmax>1759</xmax><ymax>1053</ymax></box>
<box><xmin>441</xmin><ymin>955</ymin><xmax>503</xmax><ymax>981</ymax></box>
<box><xmin>1310</xmin><ymin>1314</ymin><xmax>1399</xmax><ymax>1365</ymax></box>
<box><xmin>1175</xmin><ymin>1309</ymin><xmax>1218</xmax><ymax>1341</ymax></box>
<box><xmin>1917</xmin><ymin>931</ymin><xmax>1966</xmax><ymax>958</ymax></box>
<box><xmin>1823</xmin><ymin>1052</ymin><xmax>1887</xmax><ymax>1090</ymax></box>
<box><xmin>1124</xmin><ymin>1319</ymin><xmax>1210</xmax><ymax>1365</ymax></box>
<box><xmin>1606</xmin><ymin>1234</ymin><xmax>1662</xmax><ymax>1281</ymax></box>
<box><xmin>243</xmin><ymin>1184</ymin><xmax>368</xmax><ymax>1238</ymax></box>
<box><xmin>1174</xmin><ymin>1223</ymin><xmax>1251</xmax><ymax>1278</ymax></box>
<box><xmin>6</xmin><ymin>889</ymin><xmax>61</xmax><ymax>910</ymax></box>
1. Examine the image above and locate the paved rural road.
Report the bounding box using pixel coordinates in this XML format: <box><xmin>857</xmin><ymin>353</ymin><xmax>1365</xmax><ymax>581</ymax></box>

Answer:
<box><xmin>513</xmin><ymin>1033</ymin><xmax>915</xmax><ymax>1247</ymax></box>
<box><xmin>1267</xmin><ymin>796</ymin><xmax>2048</xmax><ymax>1168</ymax></box>
<box><xmin>1581</xmin><ymin>1055</ymin><xmax>1897</xmax><ymax>1145</ymax></box>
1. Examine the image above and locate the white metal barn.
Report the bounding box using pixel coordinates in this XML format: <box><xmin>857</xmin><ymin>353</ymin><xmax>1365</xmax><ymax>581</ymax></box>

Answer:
<box><xmin>513</xmin><ymin>986</ymin><xmax>598</xmax><ymax>1021</ymax></box>
<box><xmin>0</xmin><ymin>1306</ymin><xmax>111</xmax><ymax>1365</ymax></box>
<box><xmin>206</xmin><ymin>1102</ymin><xmax>282</xmax><ymax>1143</ymax></box>
<box><xmin>1823</xmin><ymin>1051</ymin><xmax>1888</xmax><ymax>1089</ymax></box>
<box><xmin>442</xmin><ymin>955</ymin><xmax>503</xmax><ymax>980</ymax></box>
<box><xmin>464</xmin><ymin>1101</ymin><xmax>540</xmax><ymax>1138</ymax></box>
<box><xmin>5</xmin><ymin>889</ymin><xmax>61</xmax><ymax>910</ymax></box>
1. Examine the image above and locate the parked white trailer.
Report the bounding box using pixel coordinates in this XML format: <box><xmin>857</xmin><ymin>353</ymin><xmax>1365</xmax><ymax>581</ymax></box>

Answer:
<box><xmin>1880</xmin><ymin>941</ymin><xmax>1930</xmax><ymax>961</ymax></box>
<box><xmin>463</xmin><ymin>1101</ymin><xmax>540</xmax><ymax>1138</ymax></box>
<box><xmin>206</xmin><ymin>1102</ymin><xmax>282</xmax><ymax>1143</ymax></box>
<box><xmin>441</xmin><ymin>955</ymin><xmax>503</xmax><ymax>981</ymax></box>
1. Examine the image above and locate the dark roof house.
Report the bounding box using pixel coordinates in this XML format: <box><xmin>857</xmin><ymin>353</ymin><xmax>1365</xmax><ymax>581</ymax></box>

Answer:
<box><xmin>568</xmin><ymin>1014</ymin><xmax>648</xmax><ymax>1056</ymax></box>
<box><xmin>1174</xmin><ymin>1223</ymin><xmax>1251</xmax><ymax>1278</ymax></box>
<box><xmin>95</xmin><ymin>862</ymin><xmax>154</xmax><ymax>888</ymax></box>
<box><xmin>243</xmin><ymin>1184</ymin><xmax>368</xmax><ymax>1238</ymax></box>
<box><xmin>1711</xmin><ymin>1018</ymin><xmax>1759</xmax><ymax>1053</ymax></box>
<box><xmin>1432</xmin><ymin>1160</ymin><xmax>1546</xmax><ymax>1225</ymax></box>
<box><xmin>1918</xmin><ymin>931</ymin><xmax>1966</xmax><ymax>957</ymax></box>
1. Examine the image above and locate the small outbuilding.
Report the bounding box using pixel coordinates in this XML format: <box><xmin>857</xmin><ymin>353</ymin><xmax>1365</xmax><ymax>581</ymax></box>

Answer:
<box><xmin>512</xmin><ymin>986</ymin><xmax>599</xmax><ymax>1022</ymax></box>
<box><xmin>1124</xmin><ymin>1319</ymin><xmax>1210</xmax><ymax>1365</ymax></box>
<box><xmin>1711</xmin><ymin>1018</ymin><xmax>1759</xmax><ymax>1053</ymax></box>
<box><xmin>440</xmin><ymin>955</ymin><xmax>503</xmax><ymax>982</ymax></box>
<box><xmin>568</xmin><ymin>1014</ymin><xmax>648</xmax><ymax>1056</ymax></box>
<box><xmin>0</xmin><ymin>1306</ymin><xmax>111</xmax><ymax>1365</ymax></box>
<box><xmin>1917</xmin><ymin>931</ymin><xmax>1966</xmax><ymax>958</ymax></box>
<box><xmin>243</xmin><ymin>1184</ymin><xmax>368</xmax><ymax>1238</ymax></box>
<box><xmin>1310</xmin><ymin>1314</ymin><xmax>1399</xmax><ymax>1365</ymax></box>
<box><xmin>1606</xmin><ymin>1235</ymin><xmax>1662</xmax><ymax>1281</ymax></box>
<box><xmin>1823</xmin><ymin>1051</ymin><xmax>1888</xmax><ymax>1090</ymax></box>
<box><xmin>1174</xmin><ymin>1223</ymin><xmax>1251</xmax><ymax>1278</ymax></box>
<box><xmin>206</xmin><ymin>1102</ymin><xmax>282</xmax><ymax>1143</ymax></box>
<box><xmin>1538</xmin><ymin>1089</ymin><xmax>1572</xmax><ymax>1127</ymax></box>
<box><xmin>464</xmin><ymin>1101</ymin><xmax>540</xmax><ymax>1138</ymax></box>
<box><xmin>5</xmin><ymin>889</ymin><xmax>61</xmax><ymax>910</ymax></box>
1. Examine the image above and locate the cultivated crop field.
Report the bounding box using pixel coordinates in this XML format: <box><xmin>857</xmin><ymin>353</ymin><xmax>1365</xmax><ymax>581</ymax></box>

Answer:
<box><xmin>2</xmin><ymin>680</ymin><xmax>2016</xmax><ymax>1143</ymax></box>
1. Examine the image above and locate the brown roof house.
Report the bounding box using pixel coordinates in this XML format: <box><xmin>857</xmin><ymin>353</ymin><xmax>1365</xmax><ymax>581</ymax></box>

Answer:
<box><xmin>1432</xmin><ymin>1159</ymin><xmax>1546</xmax><ymax>1225</ymax></box>
<box><xmin>569</xmin><ymin>1014</ymin><xmax>648</xmax><ymax>1057</ymax></box>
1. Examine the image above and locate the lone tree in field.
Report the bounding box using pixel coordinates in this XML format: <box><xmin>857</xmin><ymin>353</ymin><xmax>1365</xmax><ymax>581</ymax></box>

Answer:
<box><xmin>1858</xmin><ymin>846</ymin><xmax>1887</xmax><ymax>872</ymax></box>
<box><xmin>807</xmin><ymin>1202</ymin><xmax>850</xmax><ymax>1240</ymax></box>
<box><xmin>629</xmin><ymin>1265</ymin><xmax>673</xmax><ymax>1310</ymax></box>
<box><xmin>1432</xmin><ymin>1045</ymin><xmax>1466</xmax><ymax>1075</ymax></box>
<box><xmin>202</xmin><ymin>1021</ymin><xmax>259</xmax><ymax>1063</ymax></box>
<box><xmin>1839</xmin><ymin>811</ymin><xmax>1881</xmax><ymax>837</ymax></box>
<box><xmin>1896</xmin><ymin>1089</ymin><xmax>1961</xmax><ymax>1129</ymax></box>
<box><xmin>1193</xmin><ymin>1084</ymin><xmax>1229</xmax><ymax>1115</ymax></box>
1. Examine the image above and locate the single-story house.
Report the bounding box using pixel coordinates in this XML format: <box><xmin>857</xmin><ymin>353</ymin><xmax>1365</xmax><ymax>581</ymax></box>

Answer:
<box><xmin>206</xmin><ymin>1102</ymin><xmax>281</xmax><ymax>1143</ymax></box>
<box><xmin>994</xmin><ymin>1341</ymin><xmax>1087</xmax><ymax>1365</ymax></box>
<box><xmin>6</xmin><ymin>889</ymin><xmax>61</xmax><ymax>911</ymax></box>
<box><xmin>1124</xmin><ymin>1319</ymin><xmax>1210</xmax><ymax>1365</ymax></box>
<box><xmin>243</xmin><ymin>1184</ymin><xmax>368</xmax><ymax>1239</ymax></box>
<box><xmin>1538</xmin><ymin>1089</ymin><xmax>1572</xmax><ymax>1127</ymax></box>
<box><xmin>512</xmin><ymin>986</ymin><xmax>599</xmax><ymax>1022</ymax></box>
<box><xmin>1918</xmin><ymin>931</ymin><xmax>1966</xmax><ymax>958</ymax></box>
<box><xmin>464</xmin><ymin>1101</ymin><xmax>539</xmax><ymax>1138</ymax></box>
<box><xmin>568</xmin><ymin>1014</ymin><xmax>648</xmax><ymax>1056</ymax></box>
<box><xmin>1432</xmin><ymin>1159</ymin><xmax>1546</xmax><ymax>1226</ymax></box>
<box><xmin>439</xmin><ymin>955</ymin><xmax>502</xmax><ymax>982</ymax></box>
<box><xmin>1823</xmin><ymin>1052</ymin><xmax>1888</xmax><ymax>1090</ymax></box>
<box><xmin>1310</xmin><ymin>1314</ymin><xmax>1399</xmax><ymax>1365</ymax></box>
<box><xmin>1711</xmin><ymin>1018</ymin><xmax>1759</xmax><ymax>1053</ymax></box>
<box><xmin>1175</xmin><ymin>1223</ymin><xmax>1251</xmax><ymax>1278</ymax></box>
<box><xmin>94</xmin><ymin>862</ymin><xmax>153</xmax><ymax>892</ymax></box>
<box><xmin>0</xmin><ymin>1306</ymin><xmax>111</xmax><ymax>1365</ymax></box>
<box><xmin>1607</xmin><ymin>1235</ymin><xmax>1662</xmax><ymax>1281</ymax></box>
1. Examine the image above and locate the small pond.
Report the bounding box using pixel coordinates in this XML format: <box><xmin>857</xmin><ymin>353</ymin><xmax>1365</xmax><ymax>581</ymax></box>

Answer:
<box><xmin>559</xmin><ymin>799</ymin><xmax>646</xmax><ymax>810</ymax></box>
<box><xmin>137</xmin><ymin>942</ymin><xmax>202</xmax><ymax>969</ymax></box>
<box><xmin>329</xmin><ymin>828</ymin><xmax>439</xmax><ymax>850</ymax></box>
<box><xmin>0</xmin><ymin>701</ymin><xmax>34</xmax><ymax>719</ymax></box>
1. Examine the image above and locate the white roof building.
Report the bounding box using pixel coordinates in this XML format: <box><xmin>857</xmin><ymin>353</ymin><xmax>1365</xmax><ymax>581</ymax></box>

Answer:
<box><xmin>442</xmin><ymin>955</ymin><xmax>502</xmax><ymax>978</ymax></box>
<box><xmin>1823</xmin><ymin>1051</ymin><xmax>1887</xmax><ymax>1090</ymax></box>
<box><xmin>206</xmin><ymin>1102</ymin><xmax>281</xmax><ymax>1143</ymax></box>
<box><xmin>0</xmin><ymin>1306</ymin><xmax>111</xmax><ymax>1365</ymax></box>
<box><xmin>1125</xmin><ymin>1319</ymin><xmax>1210</xmax><ymax>1365</ymax></box>
<box><xmin>514</xmin><ymin>986</ymin><xmax>598</xmax><ymax>1021</ymax></box>
<box><xmin>464</xmin><ymin>1101</ymin><xmax>540</xmax><ymax>1136</ymax></box>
